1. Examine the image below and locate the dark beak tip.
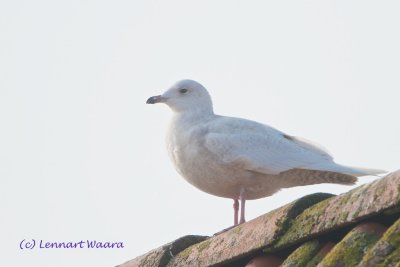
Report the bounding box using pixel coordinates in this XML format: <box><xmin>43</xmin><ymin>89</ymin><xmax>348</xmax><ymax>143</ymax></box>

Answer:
<box><xmin>146</xmin><ymin>97</ymin><xmax>156</xmax><ymax>104</ymax></box>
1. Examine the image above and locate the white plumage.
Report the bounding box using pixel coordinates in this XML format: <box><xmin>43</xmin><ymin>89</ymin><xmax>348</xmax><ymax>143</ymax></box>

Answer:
<box><xmin>146</xmin><ymin>79</ymin><xmax>385</xmax><ymax>225</ymax></box>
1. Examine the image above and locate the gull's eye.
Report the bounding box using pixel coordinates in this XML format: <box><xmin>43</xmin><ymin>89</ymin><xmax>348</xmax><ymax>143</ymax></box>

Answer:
<box><xmin>179</xmin><ymin>88</ymin><xmax>188</xmax><ymax>94</ymax></box>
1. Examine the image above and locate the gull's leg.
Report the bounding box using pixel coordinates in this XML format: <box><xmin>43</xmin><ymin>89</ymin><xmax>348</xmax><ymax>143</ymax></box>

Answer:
<box><xmin>239</xmin><ymin>189</ymin><xmax>246</xmax><ymax>224</ymax></box>
<box><xmin>233</xmin><ymin>199</ymin><xmax>239</xmax><ymax>226</ymax></box>
<box><xmin>213</xmin><ymin>199</ymin><xmax>240</xmax><ymax>235</ymax></box>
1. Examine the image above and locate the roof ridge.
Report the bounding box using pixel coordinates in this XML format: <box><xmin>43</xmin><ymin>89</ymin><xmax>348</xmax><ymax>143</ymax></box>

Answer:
<box><xmin>118</xmin><ymin>170</ymin><xmax>400</xmax><ymax>267</ymax></box>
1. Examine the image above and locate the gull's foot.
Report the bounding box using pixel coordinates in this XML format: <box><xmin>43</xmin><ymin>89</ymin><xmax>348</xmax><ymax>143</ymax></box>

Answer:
<box><xmin>213</xmin><ymin>224</ymin><xmax>243</xmax><ymax>236</ymax></box>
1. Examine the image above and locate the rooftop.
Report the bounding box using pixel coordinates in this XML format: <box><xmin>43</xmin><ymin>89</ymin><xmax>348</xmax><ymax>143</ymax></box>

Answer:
<box><xmin>118</xmin><ymin>170</ymin><xmax>400</xmax><ymax>267</ymax></box>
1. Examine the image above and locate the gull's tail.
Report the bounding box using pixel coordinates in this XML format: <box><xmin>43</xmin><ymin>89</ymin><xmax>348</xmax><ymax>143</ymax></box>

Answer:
<box><xmin>343</xmin><ymin>166</ymin><xmax>387</xmax><ymax>177</ymax></box>
<box><xmin>300</xmin><ymin>162</ymin><xmax>387</xmax><ymax>177</ymax></box>
<box><xmin>281</xmin><ymin>169</ymin><xmax>358</xmax><ymax>186</ymax></box>
<box><xmin>279</xmin><ymin>164</ymin><xmax>386</xmax><ymax>188</ymax></box>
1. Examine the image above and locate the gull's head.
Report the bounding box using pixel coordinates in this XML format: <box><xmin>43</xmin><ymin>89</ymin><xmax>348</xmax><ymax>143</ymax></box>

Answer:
<box><xmin>146</xmin><ymin>79</ymin><xmax>213</xmax><ymax>114</ymax></box>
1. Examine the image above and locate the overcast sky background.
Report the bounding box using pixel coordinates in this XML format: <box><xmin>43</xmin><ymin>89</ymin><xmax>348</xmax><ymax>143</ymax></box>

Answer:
<box><xmin>1</xmin><ymin>1</ymin><xmax>400</xmax><ymax>266</ymax></box>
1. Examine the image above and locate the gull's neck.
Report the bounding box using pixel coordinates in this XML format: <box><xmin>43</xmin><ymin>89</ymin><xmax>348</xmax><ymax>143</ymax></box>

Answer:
<box><xmin>172</xmin><ymin>108</ymin><xmax>215</xmax><ymax>125</ymax></box>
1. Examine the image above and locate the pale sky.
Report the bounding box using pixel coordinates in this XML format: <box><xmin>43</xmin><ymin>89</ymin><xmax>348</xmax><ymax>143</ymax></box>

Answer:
<box><xmin>1</xmin><ymin>1</ymin><xmax>400</xmax><ymax>266</ymax></box>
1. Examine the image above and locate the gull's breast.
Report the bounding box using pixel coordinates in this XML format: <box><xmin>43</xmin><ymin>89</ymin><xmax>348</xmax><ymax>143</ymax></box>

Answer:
<box><xmin>165</xmin><ymin>118</ymin><xmax>278</xmax><ymax>199</ymax></box>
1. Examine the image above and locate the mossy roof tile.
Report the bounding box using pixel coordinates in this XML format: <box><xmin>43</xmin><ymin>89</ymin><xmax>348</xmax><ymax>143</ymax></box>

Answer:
<box><xmin>358</xmin><ymin>218</ymin><xmax>400</xmax><ymax>267</ymax></box>
<box><xmin>317</xmin><ymin>223</ymin><xmax>387</xmax><ymax>267</ymax></box>
<box><xmin>118</xmin><ymin>235</ymin><xmax>207</xmax><ymax>267</ymax></box>
<box><xmin>118</xmin><ymin>170</ymin><xmax>400</xmax><ymax>267</ymax></box>
<box><xmin>168</xmin><ymin>193</ymin><xmax>332</xmax><ymax>267</ymax></box>
<box><xmin>276</xmin><ymin>170</ymin><xmax>400</xmax><ymax>248</ymax></box>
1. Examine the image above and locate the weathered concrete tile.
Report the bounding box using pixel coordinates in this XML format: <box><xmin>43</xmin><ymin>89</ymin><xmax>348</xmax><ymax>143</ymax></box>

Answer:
<box><xmin>167</xmin><ymin>193</ymin><xmax>333</xmax><ymax>267</ymax></box>
<box><xmin>245</xmin><ymin>255</ymin><xmax>283</xmax><ymax>267</ymax></box>
<box><xmin>281</xmin><ymin>240</ymin><xmax>321</xmax><ymax>267</ymax></box>
<box><xmin>317</xmin><ymin>223</ymin><xmax>387</xmax><ymax>267</ymax></box>
<box><xmin>118</xmin><ymin>235</ymin><xmax>207</xmax><ymax>267</ymax></box>
<box><xmin>120</xmin><ymin>171</ymin><xmax>399</xmax><ymax>267</ymax></box>
<box><xmin>275</xmin><ymin>170</ymin><xmax>400</xmax><ymax>247</ymax></box>
<box><xmin>358</xmin><ymin>218</ymin><xmax>400</xmax><ymax>267</ymax></box>
<box><xmin>305</xmin><ymin>242</ymin><xmax>335</xmax><ymax>267</ymax></box>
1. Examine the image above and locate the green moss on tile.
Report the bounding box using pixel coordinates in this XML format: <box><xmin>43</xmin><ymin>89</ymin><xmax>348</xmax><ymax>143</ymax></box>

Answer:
<box><xmin>280</xmin><ymin>240</ymin><xmax>320</xmax><ymax>267</ymax></box>
<box><xmin>306</xmin><ymin>252</ymin><xmax>325</xmax><ymax>267</ymax></box>
<box><xmin>360</xmin><ymin>218</ymin><xmax>400</xmax><ymax>267</ymax></box>
<box><xmin>232</xmin><ymin>225</ymin><xmax>242</xmax><ymax>235</ymax></box>
<box><xmin>273</xmin><ymin>198</ymin><xmax>331</xmax><ymax>247</ymax></box>
<box><xmin>177</xmin><ymin>246</ymin><xmax>193</xmax><ymax>261</ymax></box>
<box><xmin>197</xmin><ymin>240</ymin><xmax>211</xmax><ymax>253</ymax></box>
<box><xmin>338</xmin><ymin>211</ymin><xmax>349</xmax><ymax>222</ymax></box>
<box><xmin>380</xmin><ymin>247</ymin><xmax>400</xmax><ymax>267</ymax></box>
<box><xmin>305</xmin><ymin>242</ymin><xmax>335</xmax><ymax>267</ymax></box>
<box><xmin>351</xmin><ymin>205</ymin><xmax>363</xmax><ymax>219</ymax></box>
<box><xmin>339</xmin><ymin>192</ymin><xmax>352</xmax><ymax>206</ymax></box>
<box><xmin>287</xmin><ymin>193</ymin><xmax>334</xmax><ymax>224</ymax></box>
<box><xmin>318</xmin><ymin>226</ymin><xmax>382</xmax><ymax>267</ymax></box>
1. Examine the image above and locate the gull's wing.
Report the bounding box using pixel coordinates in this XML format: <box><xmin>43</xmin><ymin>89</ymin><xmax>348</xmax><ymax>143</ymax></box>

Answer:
<box><xmin>203</xmin><ymin>116</ymin><xmax>335</xmax><ymax>175</ymax></box>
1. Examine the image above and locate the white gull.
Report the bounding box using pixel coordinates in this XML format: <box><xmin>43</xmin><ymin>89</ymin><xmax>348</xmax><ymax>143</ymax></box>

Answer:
<box><xmin>146</xmin><ymin>79</ymin><xmax>384</xmax><ymax>226</ymax></box>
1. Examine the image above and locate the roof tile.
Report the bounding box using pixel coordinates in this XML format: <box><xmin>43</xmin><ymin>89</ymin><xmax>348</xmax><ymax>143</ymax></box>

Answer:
<box><xmin>167</xmin><ymin>193</ymin><xmax>332</xmax><ymax>267</ymax></box>
<box><xmin>244</xmin><ymin>255</ymin><xmax>282</xmax><ymax>267</ymax></box>
<box><xmin>119</xmin><ymin>170</ymin><xmax>400</xmax><ymax>267</ymax></box>
<box><xmin>274</xmin><ymin>170</ymin><xmax>400</xmax><ymax>248</ymax></box>
<box><xmin>281</xmin><ymin>240</ymin><xmax>321</xmax><ymax>267</ymax></box>
<box><xmin>358</xmin><ymin>218</ymin><xmax>400</xmax><ymax>267</ymax></box>
<box><xmin>305</xmin><ymin>242</ymin><xmax>336</xmax><ymax>267</ymax></box>
<box><xmin>118</xmin><ymin>235</ymin><xmax>207</xmax><ymax>267</ymax></box>
<box><xmin>317</xmin><ymin>222</ymin><xmax>387</xmax><ymax>267</ymax></box>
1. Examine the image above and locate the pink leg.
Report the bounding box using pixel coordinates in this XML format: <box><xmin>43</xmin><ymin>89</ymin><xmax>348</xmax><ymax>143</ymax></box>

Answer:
<box><xmin>239</xmin><ymin>190</ymin><xmax>246</xmax><ymax>224</ymax></box>
<box><xmin>213</xmin><ymin>198</ymin><xmax>242</xmax><ymax>235</ymax></box>
<box><xmin>233</xmin><ymin>199</ymin><xmax>239</xmax><ymax>226</ymax></box>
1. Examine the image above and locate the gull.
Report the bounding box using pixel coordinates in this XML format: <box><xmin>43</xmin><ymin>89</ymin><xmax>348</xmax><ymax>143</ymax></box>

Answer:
<box><xmin>146</xmin><ymin>79</ymin><xmax>384</xmax><ymax>226</ymax></box>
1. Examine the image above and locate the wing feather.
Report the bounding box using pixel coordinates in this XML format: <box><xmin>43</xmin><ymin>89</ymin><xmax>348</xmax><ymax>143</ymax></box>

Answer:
<box><xmin>204</xmin><ymin>117</ymin><xmax>333</xmax><ymax>175</ymax></box>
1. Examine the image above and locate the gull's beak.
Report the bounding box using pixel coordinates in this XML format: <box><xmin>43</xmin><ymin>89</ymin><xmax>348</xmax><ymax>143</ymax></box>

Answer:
<box><xmin>146</xmin><ymin>95</ymin><xmax>167</xmax><ymax>104</ymax></box>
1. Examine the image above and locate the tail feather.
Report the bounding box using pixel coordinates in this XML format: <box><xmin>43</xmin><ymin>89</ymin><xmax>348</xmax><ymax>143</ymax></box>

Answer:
<box><xmin>300</xmin><ymin>162</ymin><xmax>386</xmax><ymax>177</ymax></box>
<box><xmin>280</xmin><ymin>169</ymin><xmax>357</xmax><ymax>187</ymax></box>
<box><xmin>346</xmin><ymin>166</ymin><xmax>387</xmax><ymax>177</ymax></box>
